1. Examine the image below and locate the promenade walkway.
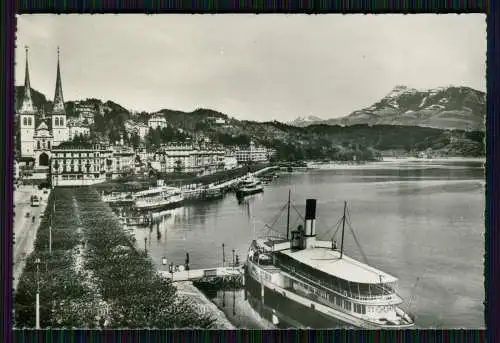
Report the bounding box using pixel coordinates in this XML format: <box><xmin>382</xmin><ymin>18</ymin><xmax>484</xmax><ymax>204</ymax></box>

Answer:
<box><xmin>13</xmin><ymin>185</ymin><xmax>51</xmax><ymax>291</ymax></box>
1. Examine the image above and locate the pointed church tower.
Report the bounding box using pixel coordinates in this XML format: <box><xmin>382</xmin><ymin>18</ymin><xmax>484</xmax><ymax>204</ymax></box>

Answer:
<box><xmin>51</xmin><ymin>46</ymin><xmax>69</xmax><ymax>147</ymax></box>
<box><xmin>19</xmin><ymin>46</ymin><xmax>36</xmax><ymax>158</ymax></box>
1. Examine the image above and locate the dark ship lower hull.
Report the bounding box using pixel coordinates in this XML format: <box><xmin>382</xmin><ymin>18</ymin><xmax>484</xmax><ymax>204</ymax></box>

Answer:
<box><xmin>243</xmin><ymin>268</ymin><xmax>354</xmax><ymax>329</ymax></box>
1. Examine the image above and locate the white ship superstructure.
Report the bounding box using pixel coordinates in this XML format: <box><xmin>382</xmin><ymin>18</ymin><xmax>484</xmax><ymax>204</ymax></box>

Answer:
<box><xmin>245</xmin><ymin>198</ymin><xmax>415</xmax><ymax>329</ymax></box>
<box><xmin>133</xmin><ymin>185</ymin><xmax>184</xmax><ymax>211</ymax></box>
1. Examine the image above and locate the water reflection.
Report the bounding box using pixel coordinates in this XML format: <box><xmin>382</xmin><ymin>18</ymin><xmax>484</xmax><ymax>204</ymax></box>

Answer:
<box><xmin>112</xmin><ymin>159</ymin><xmax>484</xmax><ymax>328</ymax></box>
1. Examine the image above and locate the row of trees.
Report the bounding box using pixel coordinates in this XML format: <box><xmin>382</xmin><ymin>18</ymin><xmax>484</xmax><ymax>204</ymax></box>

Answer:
<box><xmin>15</xmin><ymin>188</ymin><xmax>101</xmax><ymax>328</ymax></box>
<box><xmin>74</xmin><ymin>187</ymin><xmax>216</xmax><ymax>328</ymax></box>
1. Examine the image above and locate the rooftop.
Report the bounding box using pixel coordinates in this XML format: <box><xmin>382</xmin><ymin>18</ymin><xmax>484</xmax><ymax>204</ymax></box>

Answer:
<box><xmin>279</xmin><ymin>245</ymin><xmax>398</xmax><ymax>284</ymax></box>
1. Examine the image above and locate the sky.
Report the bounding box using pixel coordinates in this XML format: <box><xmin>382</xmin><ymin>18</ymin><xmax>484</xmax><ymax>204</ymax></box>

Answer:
<box><xmin>15</xmin><ymin>14</ymin><xmax>486</xmax><ymax>122</ymax></box>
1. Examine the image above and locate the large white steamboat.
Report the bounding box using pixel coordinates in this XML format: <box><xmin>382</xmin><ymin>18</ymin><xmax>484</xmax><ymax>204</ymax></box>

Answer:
<box><xmin>133</xmin><ymin>185</ymin><xmax>184</xmax><ymax>211</ymax></box>
<box><xmin>244</xmin><ymin>197</ymin><xmax>415</xmax><ymax>329</ymax></box>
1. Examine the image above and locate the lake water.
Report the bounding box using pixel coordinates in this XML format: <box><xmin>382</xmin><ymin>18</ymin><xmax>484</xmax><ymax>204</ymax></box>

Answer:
<box><xmin>127</xmin><ymin>159</ymin><xmax>485</xmax><ymax>329</ymax></box>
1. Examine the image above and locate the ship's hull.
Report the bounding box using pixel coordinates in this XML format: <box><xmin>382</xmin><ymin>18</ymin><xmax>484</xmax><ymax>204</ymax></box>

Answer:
<box><xmin>244</xmin><ymin>268</ymin><xmax>352</xmax><ymax>329</ymax></box>
<box><xmin>236</xmin><ymin>186</ymin><xmax>264</xmax><ymax>198</ymax></box>
<box><xmin>134</xmin><ymin>199</ymin><xmax>184</xmax><ymax>212</ymax></box>
<box><xmin>244</xmin><ymin>264</ymin><xmax>414</xmax><ymax>329</ymax></box>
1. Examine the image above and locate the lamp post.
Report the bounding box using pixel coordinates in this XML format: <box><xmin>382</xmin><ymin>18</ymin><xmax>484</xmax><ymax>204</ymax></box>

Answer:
<box><xmin>35</xmin><ymin>257</ymin><xmax>40</xmax><ymax>329</ymax></box>
<box><xmin>232</xmin><ymin>249</ymin><xmax>235</xmax><ymax>272</ymax></box>
<box><xmin>85</xmin><ymin>162</ymin><xmax>91</xmax><ymax>186</ymax></box>
<box><xmin>144</xmin><ymin>237</ymin><xmax>147</xmax><ymax>255</ymax></box>
<box><xmin>53</xmin><ymin>160</ymin><xmax>59</xmax><ymax>188</ymax></box>
<box><xmin>222</xmin><ymin>243</ymin><xmax>225</xmax><ymax>268</ymax></box>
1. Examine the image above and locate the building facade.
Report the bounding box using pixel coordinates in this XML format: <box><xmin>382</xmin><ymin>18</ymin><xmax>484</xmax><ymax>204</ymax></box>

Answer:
<box><xmin>125</xmin><ymin>120</ymin><xmax>149</xmax><ymax>139</ymax></box>
<box><xmin>110</xmin><ymin>145</ymin><xmax>135</xmax><ymax>176</ymax></box>
<box><xmin>51</xmin><ymin>142</ymin><xmax>113</xmax><ymax>186</ymax></box>
<box><xmin>18</xmin><ymin>47</ymin><xmax>70</xmax><ymax>167</ymax></box>
<box><xmin>75</xmin><ymin>103</ymin><xmax>96</xmax><ymax>125</ymax></box>
<box><xmin>148</xmin><ymin>115</ymin><xmax>167</xmax><ymax>130</ymax></box>
<box><xmin>234</xmin><ymin>140</ymin><xmax>271</xmax><ymax>163</ymax></box>
<box><xmin>224</xmin><ymin>152</ymin><xmax>238</xmax><ymax>170</ymax></box>
<box><xmin>152</xmin><ymin>142</ymin><xmax>225</xmax><ymax>176</ymax></box>
<box><xmin>67</xmin><ymin>118</ymin><xmax>91</xmax><ymax>140</ymax></box>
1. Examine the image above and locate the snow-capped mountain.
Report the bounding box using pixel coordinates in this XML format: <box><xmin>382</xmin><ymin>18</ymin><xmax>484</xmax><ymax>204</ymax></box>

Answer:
<box><xmin>289</xmin><ymin>86</ymin><xmax>486</xmax><ymax>131</ymax></box>
<box><xmin>288</xmin><ymin>115</ymin><xmax>324</xmax><ymax>127</ymax></box>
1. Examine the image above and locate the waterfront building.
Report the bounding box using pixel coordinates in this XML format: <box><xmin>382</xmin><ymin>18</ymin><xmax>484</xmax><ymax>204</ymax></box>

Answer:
<box><xmin>148</xmin><ymin>114</ymin><xmax>168</xmax><ymax>130</ymax></box>
<box><xmin>234</xmin><ymin>140</ymin><xmax>270</xmax><ymax>163</ymax></box>
<box><xmin>224</xmin><ymin>152</ymin><xmax>238</xmax><ymax>170</ymax></box>
<box><xmin>18</xmin><ymin>47</ymin><xmax>70</xmax><ymax>167</ymax></box>
<box><xmin>153</xmin><ymin>142</ymin><xmax>225</xmax><ymax>176</ymax></box>
<box><xmin>111</xmin><ymin>145</ymin><xmax>135</xmax><ymax>176</ymax></box>
<box><xmin>51</xmin><ymin>141</ymin><xmax>113</xmax><ymax>186</ymax></box>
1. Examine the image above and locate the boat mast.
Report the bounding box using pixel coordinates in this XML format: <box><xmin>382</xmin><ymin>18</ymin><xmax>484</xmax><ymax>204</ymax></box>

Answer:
<box><xmin>340</xmin><ymin>201</ymin><xmax>347</xmax><ymax>259</ymax></box>
<box><xmin>286</xmin><ymin>189</ymin><xmax>291</xmax><ymax>240</ymax></box>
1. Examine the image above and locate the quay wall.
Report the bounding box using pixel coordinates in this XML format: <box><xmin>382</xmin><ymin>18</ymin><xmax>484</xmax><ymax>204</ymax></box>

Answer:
<box><xmin>170</xmin><ymin>281</ymin><xmax>236</xmax><ymax>329</ymax></box>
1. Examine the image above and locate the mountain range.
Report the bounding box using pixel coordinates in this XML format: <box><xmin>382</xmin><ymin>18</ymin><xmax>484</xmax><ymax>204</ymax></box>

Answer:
<box><xmin>289</xmin><ymin>86</ymin><xmax>486</xmax><ymax>131</ymax></box>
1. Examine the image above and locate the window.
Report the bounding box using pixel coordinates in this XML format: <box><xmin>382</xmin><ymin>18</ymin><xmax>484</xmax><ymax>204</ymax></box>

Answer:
<box><xmin>23</xmin><ymin>117</ymin><xmax>27</xmax><ymax>125</ymax></box>
<box><xmin>60</xmin><ymin>118</ymin><xmax>64</xmax><ymax>126</ymax></box>
<box><xmin>48</xmin><ymin>141</ymin><xmax>51</xmax><ymax>149</ymax></box>
<box><xmin>55</xmin><ymin>118</ymin><xmax>59</xmax><ymax>126</ymax></box>
<box><xmin>28</xmin><ymin>117</ymin><xmax>32</xmax><ymax>125</ymax></box>
<box><xmin>37</xmin><ymin>141</ymin><xmax>41</xmax><ymax>149</ymax></box>
<box><xmin>343</xmin><ymin>300</ymin><xmax>351</xmax><ymax>311</ymax></box>
<box><xmin>336</xmin><ymin>296</ymin><xmax>342</xmax><ymax>307</ymax></box>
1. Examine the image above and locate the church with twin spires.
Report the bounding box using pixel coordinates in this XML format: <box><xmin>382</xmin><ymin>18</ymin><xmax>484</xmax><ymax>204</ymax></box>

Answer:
<box><xmin>18</xmin><ymin>47</ymin><xmax>70</xmax><ymax>168</ymax></box>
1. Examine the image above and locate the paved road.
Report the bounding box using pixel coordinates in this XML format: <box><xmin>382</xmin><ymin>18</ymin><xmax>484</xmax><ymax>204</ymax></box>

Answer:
<box><xmin>13</xmin><ymin>185</ymin><xmax>50</xmax><ymax>291</ymax></box>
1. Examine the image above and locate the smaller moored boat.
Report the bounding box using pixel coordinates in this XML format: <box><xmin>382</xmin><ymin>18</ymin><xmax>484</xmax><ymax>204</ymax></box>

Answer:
<box><xmin>236</xmin><ymin>176</ymin><xmax>264</xmax><ymax>198</ymax></box>
<box><xmin>133</xmin><ymin>186</ymin><xmax>184</xmax><ymax>211</ymax></box>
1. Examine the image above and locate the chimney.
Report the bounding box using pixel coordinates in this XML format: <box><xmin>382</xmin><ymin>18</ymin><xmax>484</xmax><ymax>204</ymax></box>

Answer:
<box><xmin>303</xmin><ymin>199</ymin><xmax>317</xmax><ymax>249</ymax></box>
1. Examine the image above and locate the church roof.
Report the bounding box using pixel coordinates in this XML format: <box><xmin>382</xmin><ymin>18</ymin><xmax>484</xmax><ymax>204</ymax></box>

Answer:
<box><xmin>52</xmin><ymin>47</ymin><xmax>66</xmax><ymax>115</ymax></box>
<box><xmin>34</xmin><ymin>121</ymin><xmax>53</xmax><ymax>137</ymax></box>
<box><xmin>19</xmin><ymin>47</ymin><xmax>37</xmax><ymax>115</ymax></box>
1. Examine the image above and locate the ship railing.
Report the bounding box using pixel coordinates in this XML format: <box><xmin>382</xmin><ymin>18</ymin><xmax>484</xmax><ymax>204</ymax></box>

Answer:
<box><xmin>281</xmin><ymin>264</ymin><xmax>395</xmax><ymax>302</ymax></box>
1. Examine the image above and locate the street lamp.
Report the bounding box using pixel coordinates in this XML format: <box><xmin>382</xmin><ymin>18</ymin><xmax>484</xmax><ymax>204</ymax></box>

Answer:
<box><xmin>85</xmin><ymin>162</ymin><xmax>91</xmax><ymax>186</ymax></box>
<box><xmin>232</xmin><ymin>249</ymin><xmax>235</xmax><ymax>272</ymax></box>
<box><xmin>222</xmin><ymin>243</ymin><xmax>225</xmax><ymax>268</ymax></box>
<box><xmin>144</xmin><ymin>237</ymin><xmax>147</xmax><ymax>255</ymax></box>
<box><xmin>53</xmin><ymin>160</ymin><xmax>59</xmax><ymax>188</ymax></box>
<box><xmin>35</xmin><ymin>257</ymin><xmax>40</xmax><ymax>329</ymax></box>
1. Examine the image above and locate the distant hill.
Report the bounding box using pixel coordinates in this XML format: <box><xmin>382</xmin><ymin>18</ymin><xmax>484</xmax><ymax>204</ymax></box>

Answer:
<box><xmin>289</xmin><ymin>85</ymin><xmax>486</xmax><ymax>131</ymax></box>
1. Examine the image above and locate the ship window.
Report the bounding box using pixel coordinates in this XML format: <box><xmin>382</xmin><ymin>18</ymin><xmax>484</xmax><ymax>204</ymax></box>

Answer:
<box><xmin>361</xmin><ymin>305</ymin><xmax>366</xmax><ymax>314</ymax></box>
<box><xmin>336</xmin><ymin>296</ymin><xmax>342</xmax><ymax>306</ymax></box>
<box><xmin>343</xmin><ymin>300</ymin><xmax>351</xmax><ymax>311</ymax></box>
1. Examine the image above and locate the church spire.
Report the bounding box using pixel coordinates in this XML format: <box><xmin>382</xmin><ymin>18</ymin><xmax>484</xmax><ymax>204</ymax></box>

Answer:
<box><xmin>52</xmin><ymin>46</ymin><xmax>66</xmax><ymax>115</ymax></box>
<box><xmin>19</xmin><ymin>45</ymin><xmax>36</xmax><ymax>114</ymax></box>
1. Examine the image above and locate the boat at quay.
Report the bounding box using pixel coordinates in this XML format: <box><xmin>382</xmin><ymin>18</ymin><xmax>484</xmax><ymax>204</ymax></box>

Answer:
<box><xmin>236</xmin><ymin>176</ymin><xmax>264</xmax><ymax>198</ymax></box>
<box><xmin>244</xmin><ymin>195</ymin><xmax>415</xmax><ymax>329</ymax></box>
<box><xmin>102</xmin><ymin>191</ymin><xmax>135</xmax><ymax>205</ymax></box>
<box><xmin>133</xmin><ymin>185</ymin><xmax>184</xmax><ymax>212</ymax></box>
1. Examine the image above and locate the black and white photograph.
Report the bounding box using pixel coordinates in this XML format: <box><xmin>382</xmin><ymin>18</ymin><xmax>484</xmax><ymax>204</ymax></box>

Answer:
<box><xmin>13</xmin><ymin>14</ymin><xmax>485</xmax><ymax>329</ymax></box>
